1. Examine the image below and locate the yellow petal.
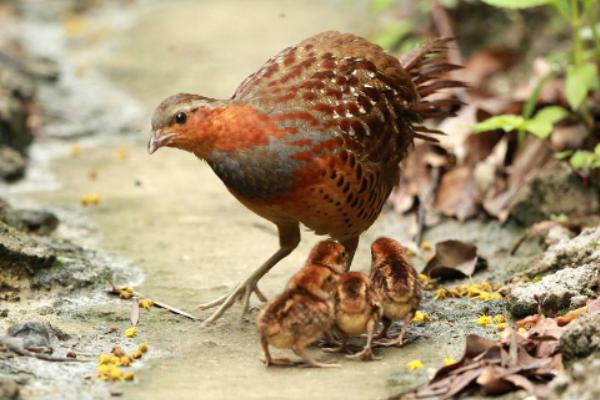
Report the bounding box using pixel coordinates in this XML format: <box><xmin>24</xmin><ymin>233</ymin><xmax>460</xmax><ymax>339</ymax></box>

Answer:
<box><xmin>442</xmin><ymin>357</ymin><xmax>457</xmax><ymax>366</ymax></box>
<box><xmin>124</xmin><ymin>327</ymin><xmax>137</xmax><ymax>338</ymax></box>
<box><xmin>406</xmin><ymin>359</ymin><xmax>424</xmax><ymax>370</ymax></box>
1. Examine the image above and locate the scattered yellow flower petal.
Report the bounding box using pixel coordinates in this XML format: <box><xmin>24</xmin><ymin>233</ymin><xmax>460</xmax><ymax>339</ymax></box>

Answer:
<box><xmin>98</xmin><ymin>354</ymin><xmax>112</xmax><ymax>365</ymax></box>
<box><xmin>493</xmin><ymin>315</ymin><xmax>506</xmax><ymax>324</ymax></box>
<box><xmin>496</xmin><ymin>322</ymin><xmax>508</xmax><ymax>331</ymax></box>
<box><xmin>435</xmin><ymin>288</ymin><xmax>448</xmax><ymax>300</ymax></box>
<box><xmin>490</xmin><ymin>292</ymin><xmax>502</xmax><ymax>300</ymax></box>
<box><xmin>139</xmin><ymin>299</ymin><xmax>153</xmax><ymax>310</ymax></box>
<box><xmin>80</xmin><ymin>193</ymin><xmax>100</xmax><ymax>206</ymax></box>
<box><xmin>476</xmin><ymin>315</ymin><xmax>492</xmax><ymax>327</ymax></box>
<box><xmin>108</xmin><ymin>366</ymin><xmax>122</xmax><ymax>381</ymax></box>
<box><xmin>138</xmin><ymin>341</ymin><xmax>148</xmax><ymax>353</ymax></box>
<box><xmin>131</xmin><ymin>349</ymin><xmax>143</xmax><ymax>359</ymax></box>
<box><xmin>119</xmin><ymin>290</ymin><xmax>133</xmax><ymax>300</ymax></box>
<box><xmin>480</xmin><ymin>281</ymin><xmax>492</xmax><ymax>291</ymax></box>
<box><xmin>124</xmin><ymin>327</ymin><xmax>137</xmax><ymax>338</ymax></box>
<box><xmin>70</xmin><ymin>144</ymin><xmax>81</xmax><ymax>157</ymax></box>
<box><xmin>475</xmin><ymin>291</ymin><xmax>491</xmax><ymax>301</ymax></box>
<box><xmin>119</xmin><ymin>356</ymin><xmax>132</xmax><ymax>367</ymax></box>
<box><xmin>412</xmin><ymin>311</ymin><xmax>430</xmax><ymax>323</ymax></box>
<box><xmin>518</xmin><ymin>327</ymin><xmax>528</xmax><ymax>334</ymax></box>
<box><xmin>418</xmin><ymin>273</ymin><xmax>429</xmax><ymax>283</ymax></box>
<box><xmin>122</xmin><ymin>371</ymin><xmax>135</xmax><ymax>381</ymax></box>
<box><xmin>442</xmin><ymin>357</ymin><xmax>457</xmax><ymax>366</ymax></box>
<box><xmin>419</xmin><ymin>241</ymin><xmax>432</xmax><ymax>251</ymax></box>
<box><xmin>118</xmin><ymin>146</ymin><xmax>129</xmax><ymax>160</ymax></box>
<box><xmin>406</xmin><ymin>359</ymin><xmax>424</xmax><ymax>370</ymax></box>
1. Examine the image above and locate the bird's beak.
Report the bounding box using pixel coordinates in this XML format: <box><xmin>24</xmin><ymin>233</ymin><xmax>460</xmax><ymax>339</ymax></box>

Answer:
<box><xmin>148</xmin><ymin>131</ymin><xmax>175</xmax><ymax>154</ymax></box>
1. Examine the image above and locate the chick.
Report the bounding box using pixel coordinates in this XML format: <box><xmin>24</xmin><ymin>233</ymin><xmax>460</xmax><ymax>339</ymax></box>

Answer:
<box><xmin>369</xmin><ymin>237</ymin><xmax>421</xmax><ymax>347</ymax></box>
<box><xmin>330</xmin><ymin>272</ymin><xmax>382</xmax><ymax>361</ymax></box>
<box><xmin>257</xmin><ymin>240</ymin><xmax>346</xmax><ymax>368</ymax></box>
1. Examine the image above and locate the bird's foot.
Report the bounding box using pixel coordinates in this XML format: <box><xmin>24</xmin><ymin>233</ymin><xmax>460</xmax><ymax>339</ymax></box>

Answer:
<box><xmin>345</xmin><ymin>347</ymin><xmax>381</xmax><ymax>361</ymax></box>
<box><xmin>373</xmin><ymin>337</ymin><xmax>404</xmax><ymax>348</ymax></box>
<box><xmin>198</xmin><ymin>279</ymin><xmax>267</xmax><ymax>325</ymax></box>
<box><xmin>263</xmin><ymin>357</ymin><xmax>299</xmax><ymax>367</ymax></box>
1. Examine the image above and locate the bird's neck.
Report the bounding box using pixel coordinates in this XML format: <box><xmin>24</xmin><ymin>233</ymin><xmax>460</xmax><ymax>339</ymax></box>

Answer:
<box><xmin>184</xmin><ymin>102</ymin><xmax>283</xmax><ymax>160</ymax></box>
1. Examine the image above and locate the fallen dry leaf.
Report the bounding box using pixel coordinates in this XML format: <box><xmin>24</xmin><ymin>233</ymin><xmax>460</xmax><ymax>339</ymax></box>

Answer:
<box><xmin>423</xmin><ymin>240</ymin><xmax>487</xmax><ymax>280</ymax></box>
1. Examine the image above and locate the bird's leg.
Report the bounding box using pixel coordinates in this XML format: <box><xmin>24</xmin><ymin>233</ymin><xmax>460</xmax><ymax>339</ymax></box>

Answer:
<box><xmin>339</xmin><ymin>236</ymin><xmax>359</xmax><ymax>272</ymax></box>
<box><xmin>347</xmin><ymin>318</ymin><xmax>381</xmax><ymax>361</ymax></box>
<box><xmin>294</xmin><ymin>343</ymin><xmax>340</xmax><ymax>368</ymax></box>
<box><xmin>321</xmin><ymin>331</ymin><xmax>348</xmax><ymax>353</ymax></box>
<box><xmin>374</xmin><ymin>317</ymin><xmax>392</xmax><ymax>341</ymax></box>
<box><xmin>376</xmin><ymin>312</ymin><xmax>414</xmax><ymax>348</ymax></box>
<box><xmin>261</xmin><ymin>336</ymin><xmax>294</xmax><ymax>367</ymax></box>
<box><xmin>199</xmin><ymin>222</ymin><xmax>300</xmax><ymax>325</ymax></box>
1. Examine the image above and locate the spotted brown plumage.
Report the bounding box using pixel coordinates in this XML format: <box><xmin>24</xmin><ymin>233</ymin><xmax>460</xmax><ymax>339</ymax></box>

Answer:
<box><xmin>257</xmin><ymin>240</ymin><xmax>345</xmax><ymax>368</ymax></box>
<box><xmin>369</xmin><ymin>237</ymin><xmax>421</xmax><ymax>347</ymax></box>
<box><xmin>148</xmin><ymin>31</ymin><xmax>461</xmax><ymax>325</ymax></box>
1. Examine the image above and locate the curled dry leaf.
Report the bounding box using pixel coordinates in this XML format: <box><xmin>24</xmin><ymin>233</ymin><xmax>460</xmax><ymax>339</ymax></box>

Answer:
<box><xmin>423</xmin><ymin>240</ymin><xmax>487</xmax><ymax>280</ymax></box>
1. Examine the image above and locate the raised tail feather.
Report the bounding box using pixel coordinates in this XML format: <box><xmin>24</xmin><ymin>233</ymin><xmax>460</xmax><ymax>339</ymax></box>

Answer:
<box><xmin>401</xmin><ymin>38</ymin><xmax>465</xmax><ymax>143</ymax></box>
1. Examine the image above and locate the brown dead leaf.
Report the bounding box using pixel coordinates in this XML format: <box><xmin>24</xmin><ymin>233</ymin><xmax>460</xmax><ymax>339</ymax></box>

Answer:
<box><xmin>423</xmin><ymin>240</ymin><xmax>487</xmax><ymax>279</ymax></box>
<box><xmin>463</xmin><ymin>47</ymin><xmax>520</xmax><ymax>91</ymax></box>
<box><xmin>434</xmin><ymin>166</ymin><xmax>477</xmax><ymax>221</ymax></box>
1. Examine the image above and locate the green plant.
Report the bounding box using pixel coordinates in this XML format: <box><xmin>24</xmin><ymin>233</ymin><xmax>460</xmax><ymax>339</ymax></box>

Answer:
<box><xmin>476</xmin><ymin>0</ymin><xmax>600</xmax><ymax>170</ymax></box>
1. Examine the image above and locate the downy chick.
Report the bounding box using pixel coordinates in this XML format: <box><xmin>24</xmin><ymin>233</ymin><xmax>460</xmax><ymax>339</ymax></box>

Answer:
<box><xmin>370</xmin><ymin>237</ymin><xmax>421</xmax><ymax>347</ymax></box>
<box><xmin>257</xmin><ymin>240</ymin><xmax>346</xmax><ymax>367</ymax></box>
<box><xmin>331</xmin><ymin>272</ymin><xmax>382</xmax><ymax>361</ymax></box>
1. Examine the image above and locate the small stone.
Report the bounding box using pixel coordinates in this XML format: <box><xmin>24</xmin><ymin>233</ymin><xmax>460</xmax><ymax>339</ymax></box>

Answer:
<box><xmin>560</xmin><ymin>313</ymin><xmax>600</xmax><ymax>359</ymax></box>
<box><xmin>7</xmin><ymin>321</ymin><xmax>51</xmax><ymax>349</ymax></box>
<box><xmin>0</xmin><ymin>146</ymin><xmax>27</xmax><ymax>182</ymax></box>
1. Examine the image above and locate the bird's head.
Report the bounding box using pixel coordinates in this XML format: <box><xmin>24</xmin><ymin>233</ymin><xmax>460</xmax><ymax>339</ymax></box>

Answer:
<box><xmin>370</xmin><ymin>237</ymin><xmax>409</xmax><ymax>270</ymax></box>
<box><xmin>306</xmin><ymin>240</ymin><xmax>348</xmax><ymax>275</ymax></box>
<box><xmin>148</xmin><ymin>93</ymin><xmax>224</xmax><ymax>155</ymax></box>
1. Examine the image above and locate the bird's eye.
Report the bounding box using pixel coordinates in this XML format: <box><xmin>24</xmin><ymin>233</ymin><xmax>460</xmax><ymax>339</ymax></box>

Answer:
<box><xmin>175</xmin><ymin>112</ymin><xmax>187</xmax><ymax>125</ymax></box>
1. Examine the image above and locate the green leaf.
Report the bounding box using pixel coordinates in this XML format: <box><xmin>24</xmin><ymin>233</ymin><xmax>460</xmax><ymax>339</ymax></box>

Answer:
<box><xmin>534</xmin><ymin>106</ymin><xmax>569</xmax><ymax>124</ymax></box>
<box><xmin>524</xmin><ymin>119</ymin><xmax>553</xmax><ymax>139</ymax></box>
<box><xmin>555</xmin><ymin>150</ymin><xmax>574</xmax><ymax>160</ymax></box>
<box><xmin>369</xmin><ymin>0</ymin><xmax>395</xmax><ymax>13</ymax></box>
<box><xmin>565</xmin><ymin>63</ymin><xmax>600</xmax><ymax>109</ymax></box>
<box><xmin>569</xmin><ymin>150</ymin><xmax>600</xmax><ymax>169</ymax></box>
<box><xmin>473</xmin><ymin>115</ymin><xmax>525</xmax><ymax>133</ymax></box>
<box><xmin>522</xmin><ymin>72</ymin><xmax>556</xmax><ymax>119</ymax></box>
<box><xmin>595</xmin><ymin>143</ymin><xmax>600</xmax><ymax>155</ymax></box>
<box><xmin>481</xmin><ymin>0</ymin><xmax>550</xmax><ymax>9</ymax></box>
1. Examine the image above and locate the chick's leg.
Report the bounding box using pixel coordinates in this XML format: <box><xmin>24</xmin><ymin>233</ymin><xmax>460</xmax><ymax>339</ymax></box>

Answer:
<box><xmin>376</xmin><ymin>312</ymin><xmax>414</xmax><ymax>348</ymax></box>
<box><xmin>347</xmin><ymin>318</ymin><xmax>381</xmax><ymax>361</ymax></box>
<box><xmin>199</xmin><ymin>222</ymin><xmax>300</xmax><ymax>325</ymax></box>
<box><xmin>261</xmin><ymin>336</ymin><xmax>294</xmax><ymax>367</ymax></box>
<box><xmin>294</xmin><ymin>343</ymin><xmax>340</xmax><ymax>368</ymax></box>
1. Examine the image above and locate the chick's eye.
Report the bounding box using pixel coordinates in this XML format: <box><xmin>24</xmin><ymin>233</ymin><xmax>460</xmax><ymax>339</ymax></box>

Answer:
<box><xmin>175</xmin><ymin>112</ymin><xmax>187</xmax><ymax>125</ymax></box>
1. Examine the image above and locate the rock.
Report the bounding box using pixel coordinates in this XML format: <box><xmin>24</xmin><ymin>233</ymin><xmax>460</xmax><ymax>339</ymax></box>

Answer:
<box><xmin>7</xmin><ymin>321</ymin><xmax>51</xmax><ymax>349</ymax></box>
<box><xmin>548</xmin><ymin>356</ymin><xmax>600</xmax><ymax>400</ymax></box>
<box><xmin>0</xmin><ymin>199</ymin><xmax>59</xmax><ymax>235</ymax></box>
<box><xmin>546</xmin><ymin>225</ymin><xmax>575</xmax><ymax>247</ymax></box>
<box><xmin>509</xmin><ymin>265</ymin><xmax>597</xmax><ymax>317</ymax></box>
<box><xmin>0</xmin><ymin>377</ymin><xmax>20</xmax><ymax>400</ymax></box>
<box><xmin>508</xmin><ymin>226</ymin><xmax>600</xmax><ymax>318</ymax></box>
<box><xmin>0</xmin><ymin>147</ymin><xmax>26</xmax><ymax>181</ymax></box>
<box><xmin>560</xmin><ymin>313</ymin><xmax>600</xmax><ymax>360</ymax></box>
<box><xmin>509</xmin><ymin>162</ymin><xmax>600</xmax><ymax>226</ymax></box>
<box><xmin>0</xmin><ymin>222</ymin><xmax>56</xmax><ymax>273</ymax></box>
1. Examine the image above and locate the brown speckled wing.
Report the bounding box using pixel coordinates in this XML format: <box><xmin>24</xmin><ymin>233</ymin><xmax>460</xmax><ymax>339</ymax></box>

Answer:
<box><xmin>232</xmin><ymin>31</ymin><xmax>419</xmax><ymax>166</ymax></box>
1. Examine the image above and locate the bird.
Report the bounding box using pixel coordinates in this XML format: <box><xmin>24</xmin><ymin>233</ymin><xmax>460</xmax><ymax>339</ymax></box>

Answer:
<box><xmin>148</xmin><ymin>31</ymin><xmax>462</xmax><ymax>324</ymax></box>
<box><xmin>257</xmin><ymin>240</ymin><xmax>346</xmax><ymax>368</ymax></box>
<box><xmin>369</xmin><ymin>237</ymin><xmax>421</xmax><ymax>347</ymax></box>
<box><xmin>328</xmin><ymin>271</ymin><xmax>382</xmax><ymax>361</ymax></box>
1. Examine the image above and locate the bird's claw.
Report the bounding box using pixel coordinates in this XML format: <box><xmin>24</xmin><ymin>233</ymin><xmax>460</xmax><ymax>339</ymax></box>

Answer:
<box><xmin>346</xmin><ymin>348</ymin><xmax>381</xmax><ymax>361</ymax></box>
<box><xmin>198</xmin><ymin>280</ymin><xmax>267</xmax><ymax>325</ymax></box>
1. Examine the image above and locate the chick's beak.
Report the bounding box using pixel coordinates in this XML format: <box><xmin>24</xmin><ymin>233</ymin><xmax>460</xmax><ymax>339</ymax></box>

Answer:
<box><xmin>148</xmin><ymin>131</ymin><xmax>175</xmax><ymax>154</ymax></box>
